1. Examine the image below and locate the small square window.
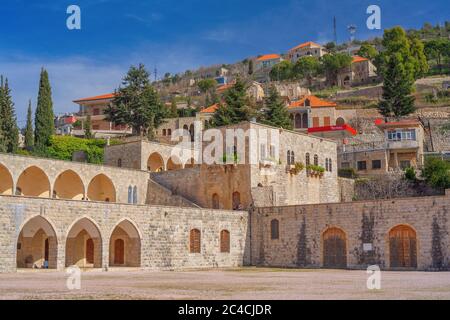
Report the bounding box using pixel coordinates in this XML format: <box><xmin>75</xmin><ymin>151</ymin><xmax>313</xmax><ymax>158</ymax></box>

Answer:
<box><xmin>357</xmin><ymin>161</ymin><xmax>367</xmax><ymax>171</ymax></box>
<box><xmin>372</xmin><ymin>160</ymin><xmax>382</xmax><ymax>170</ymax></box>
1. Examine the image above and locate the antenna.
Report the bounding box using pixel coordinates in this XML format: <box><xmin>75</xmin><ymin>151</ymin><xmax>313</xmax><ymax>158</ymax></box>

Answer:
<box><xmin>347</xmin><ymin>24</ymin><xmax>357</xmax><ymax>44</ymax></box>
<box><xmin>154</xmin><ymin>66</ymin><xmax>158</xmax><ymax>82</ymax></box>
<box><xmin>333</xmin><ymin>16</ymin><xmax>337</xmax><ymax>44</ymax></box>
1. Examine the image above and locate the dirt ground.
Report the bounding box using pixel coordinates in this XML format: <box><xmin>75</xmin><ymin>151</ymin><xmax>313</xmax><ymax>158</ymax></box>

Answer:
<box><xmin>1</xmin><ymin>268</ymin><xmax>450</xmax><ymax>300</ymax></box>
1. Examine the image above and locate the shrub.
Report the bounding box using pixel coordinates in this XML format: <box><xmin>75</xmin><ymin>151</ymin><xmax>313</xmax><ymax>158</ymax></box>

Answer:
<box><xmin>404</xmin><ymin>166</ymin><xmax>417</xmax><ymax>181</ymax></box>
<box><xmin>306</xmin><ymin>164</ymin><xmax>325</xmax><ymax>174</ymax></box>
<box><xmin>422</xmin><ymin>157</ymin><xmax>450</xmax><ymax>190</ymax></box>
<box><xmin>338</xmin><ymin>168</ymin><xmax>358</xmax><ymax>179</ymax></box>
<box><xmin>290</xmin><ymin>162</ymin><xmax>305</xmax><ymax>175</ymax></box>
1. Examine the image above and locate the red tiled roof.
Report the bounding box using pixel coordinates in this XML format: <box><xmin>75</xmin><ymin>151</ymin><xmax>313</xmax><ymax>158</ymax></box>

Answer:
<box><xmin>217</xmin><ymin>83</ymin><xmax>234</xmax><ymax>93</ymax></box>
<box><xmin>73</xmin><ymin>93</ymin><xmax>116</xmax><ymax>103</ymax></box>
<box><xmin>200</xmin><ymin>103</ymin><xmax>219</xmax><ymax>114</ymax></box>
<box><xmin>289</xmin><ymin>41</ymin><xmax>322</xmax><ymax>52</ymax></box>
<box><xmin>256</xmin><ymin>54</ymin><xmax>281</xmax><ymax>61</ymax></box>
<box><xmin>288</xmin><ymin>95</ymin><xmax>337</xmax><ymax>109</ymax></box>
<box><xmin>352</xmin><ymin>55</ymin><xmax>368</xmax><ymax>63</ymax></box>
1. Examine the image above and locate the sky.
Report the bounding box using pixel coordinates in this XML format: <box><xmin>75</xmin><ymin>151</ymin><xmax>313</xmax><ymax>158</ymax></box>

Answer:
<box><xmin>0</xmin><ymin>0</ymin><xmax>448</xmax><ymax>126</ymax></box>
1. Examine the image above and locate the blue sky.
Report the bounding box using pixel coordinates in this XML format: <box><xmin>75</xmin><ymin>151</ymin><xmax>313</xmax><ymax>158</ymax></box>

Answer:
<box><xmin>0</xmin><ymin>0</ymin><xmax>448</xmax><ymax>125</ymax></box>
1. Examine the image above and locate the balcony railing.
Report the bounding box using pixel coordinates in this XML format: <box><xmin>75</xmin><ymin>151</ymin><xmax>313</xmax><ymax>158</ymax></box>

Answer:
<box><xmin>338</xmin><ymin>139</ymin><xmax>419</xmax><ymax>154</ymax></box>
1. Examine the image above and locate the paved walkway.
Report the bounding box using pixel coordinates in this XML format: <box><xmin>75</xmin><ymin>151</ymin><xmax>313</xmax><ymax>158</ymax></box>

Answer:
<box><xmin>1</xmin><ymin>268</ymin><xmax>450</xmax><ymax>299</ymax></box>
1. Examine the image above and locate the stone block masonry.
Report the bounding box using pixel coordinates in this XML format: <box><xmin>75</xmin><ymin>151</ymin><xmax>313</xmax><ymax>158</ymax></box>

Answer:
<box><xmin>0</xmin><ymin>195</ymin><xmax>248</xmax><ymax>273</ymax></box>
<box><xmin>250</xmin><ymin>192</ymin><xmax>450</xmax><ymax>270</ymax></box>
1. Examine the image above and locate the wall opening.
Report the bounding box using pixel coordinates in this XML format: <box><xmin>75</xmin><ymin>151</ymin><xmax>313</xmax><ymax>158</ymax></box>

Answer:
<box><xmin>147</xmin><ymin>152</ymin><xmax>165</xmax><ymax>172</ymax></box>
<box><xmin>232</xmin><ymin>191</ymin><xmax>241</xmax><ymax>210</ymax></box>
<box><xmin>109</xmin><ymin>220</ymin><xmax>141</xmax><ymax>267</ymax></box>
<box><xmin>16</xmin><ymin>216</ymin><xmax>57</xmax><ymax>269</ymax></box>
<box><xmin>220</xmin><ymin>230</ymin><xmax>230</xmax><ymax>253</ymax></box>
<box><xmin>0</xmin><ymin>163</ymin><xmax>13</xmax><ymax>195</ymax></box>
<box><xmin>87</xmin><ymin>174</ymin><xmax>116</xmax><ymax>202</ymax></box>
<box><xmin>65</xmin><ymin>218</ymin><xmax>102</xmax><ymax>268</ymax></box>
<box><xmin>53</xmin><ymin>170</ymin><xmax>85</xmax><ymax>200</ymax></box>
<box><xmin>190</xmin><ymin>229</ymin><xmax>201</xmax><ymax>253</ymax></box>
<box><xmin>212</xmin><ymin>193</ymin><xmax>220</xmax><ymax>209</ymax></box>
<box><xmin>323</xmin><ymin>227</ymin><xmax>347</xmax><ymax>269</ymax></box>
<box><xmin>389</xmin><ymin>225</ymin><xmax>417</xmax><ymax>269</ymax></box>
<box><xmin>16</xmin><ymin>166</ymin><xmax>50</xmax><ymax>198</ymax></box>
<box><xmin>167</xmin><ymin>156</ymin><xmax>183</xmax><ymax>171</ymax></box>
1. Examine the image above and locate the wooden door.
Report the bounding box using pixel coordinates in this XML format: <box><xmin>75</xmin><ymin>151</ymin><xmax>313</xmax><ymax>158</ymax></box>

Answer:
<box><xmin>86</xmin><ymin>238</ymin><xmax>94</xmax><ymax>264</ymax></box>
<box><xmin>323</xmin><ymin>228</ymin><xmax>347</xmax><ymax>268</ymax></box>
<box><xmin>389</xmin><ymin>225</ymin><xmax>417</xmax><ymax>268</ymax></box>
<box><xmin>114</xmin><ymin>239</ymin><xmax>125</xmax><ymax>265</ymax></box>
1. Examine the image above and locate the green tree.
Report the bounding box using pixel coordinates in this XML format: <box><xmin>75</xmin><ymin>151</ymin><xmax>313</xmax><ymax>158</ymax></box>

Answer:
<box><xmin>357</xmin><ymin>42</ymin><xmax>378</xmax><ymax>60</ymax></box>
<box><xmin>197</xmin><ymin>78</ymin><xmax>217</xmax><ymax>106</ymax></box>
<box><xmin>293</xmin><ymin>56</ymin><xmax>320</xmax><ymax>87</ymax></box>
<box><xmin>409</xmin><ymin>36</ymin><xmax>429</xmax><ymax>78</ymax></box>
<box><xmin>0</xmin><ymin>76</ymin><xmax>19</xmax><ymax>153</ymax></box>
<box><xmin>422</xmin><ymin>157</ymin><xmax>450</xmax><ymax>190</ymax></box>
<box><xmin>377</xmin><ymin>27</ymin><xmax>417</xmax><ymax>119</ymax></box>
<box><xmin>34</xmin><ymin>68</ymin><xmax>55</xmax><ymax>148</ymax></box>
<box><xmin>261</xmin><ymin>86</ymin><xmax>292</xmax><ymax>129</ymax></box>
<box><xmin>169</xmin><ymin>98</ymin><xmax>178</xmax><ymax>118</ymax></box>
<box><xmin>84</xmin><ymin>115</ymin><xmax>93</xmax><ymax>139</ymax></box>
<box><xmin>105</xmin><ymin>64</ymin><xmax>168</xmax><ymax>138</ymax></box>
<box><xmin>24</xmin><ymin>100</ymin><xmax>34</xmax><ymax>149</ymax></box>
<box><xmin>248</xmin><ymin>60</ymin><xmax>254</xmax><ymax>75</ymax></box>
<box><xmin>320</xmin><ymin>53</ymin><xmax>353</xmax><ymax>85</ymax></box>
<box><xmin>270</xmin><ymin>60</ymin><xmax>294</xmax><ymax>81</ymax></box>
<box><xmin>424</xmin><ymin>39</ymin><xmax>450</xmax><ymax>73</ymax></box>
<box><xmin>324</xmin><ymin>42</ymin><xmax>337</xmax><ymax>53</ymax></box>
<box><xmin>212</xmin><ymin>78</ymin><xmax>253</xmax><ymax>126</ymax></box>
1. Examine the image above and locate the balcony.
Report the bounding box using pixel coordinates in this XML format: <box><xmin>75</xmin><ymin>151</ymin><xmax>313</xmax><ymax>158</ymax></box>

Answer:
<box><xmin>386</xmin><ymin>140</ymin><xmax>419</xmax><ymax>150</ymax></box>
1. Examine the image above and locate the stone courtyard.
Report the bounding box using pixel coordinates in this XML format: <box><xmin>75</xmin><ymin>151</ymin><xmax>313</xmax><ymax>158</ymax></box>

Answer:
<box><xmin>1</xmin><ymin>268</ymin><xmax>450</xmax><ymax>300</ymax></box>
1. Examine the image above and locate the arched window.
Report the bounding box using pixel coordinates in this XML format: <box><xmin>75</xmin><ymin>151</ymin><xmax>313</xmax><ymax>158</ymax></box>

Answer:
<box><xmin>220</xmin><ymin>230</ymin><xmax>230</xmax><ymax>253</ymax></box>
<box><xmin>271</xmin><ymin>219</ymin><xmax>279</xmax><ymax>240</ymax></box>
<box><xmin>302</xmin><ymin>113</ymin><xmax>308</xmax><ymax>128</ymax></box>
<box><xmin>128</xmin><ymin>186</ymin><xmax>133</xmax><ymax>204</ymax></box>
<box><xmin>117</xmin><ymin>159</ymin><xmax>122</xmax><ymax>167</ymax></box>
<box><xmin>133</xmin><ymin>186</ymin><xmax>138</xmax><ymax>204</ymax></box>
<box><xmin>314</xmin><ymin>154</ymin><xmax>318</xmax><ymax>166</ymax></box>
<box><xmin>336</xmin><ymin>117</ymin><xmax>345</xmax><ymax>126</ymax></box>
<box><xmin>329</xmin><ymin>159</ymin><xmax>332</xmax><ymax>172</ymax></box>
<box><xmin>212</xmin><ymin>193</ymin><xmax>220</xmax><ymax>209</ymax></box>
<box><xmin>290</xmin><ymin>151</ymin><xmax>295</xmax><ymax>165</ymax></box>
<box><xmin>325</xmin><ymin>159</ymin><xmax>329</xmax><ymax>171</ymax></box>
<box><xmin>232</xmin><ymin>191</ymin><xmax>241</xmax><ymax>210</ymax></box>
<box><xmin>306</xmin><ymin>153</ymin><xmax>310</xmax><ymax>166</ymax></box>
<box><xmin>167</xmin><ymin>129</ymin><xmax>172</xmax><ymax>136</ymax></box>
<box><xmin>287</xmin><ymin>150</ymin><xmax>291</xmax><ymax>165</ymax></box>
<box><xmin>190</xmin><ymin>229</ymin><xmax>201</xmax><ymax>253</ymax></box>
<box><xmin>162</xmin><ymin>129</ymin><xmax>167</xmax><ymax>136</ymax></box>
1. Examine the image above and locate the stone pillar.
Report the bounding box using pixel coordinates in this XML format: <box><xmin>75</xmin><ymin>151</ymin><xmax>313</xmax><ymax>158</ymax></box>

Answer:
<box><xmin>57</xmin><ymin>237</ymin><xmax>66</xmax><ymax>270</ymax></box>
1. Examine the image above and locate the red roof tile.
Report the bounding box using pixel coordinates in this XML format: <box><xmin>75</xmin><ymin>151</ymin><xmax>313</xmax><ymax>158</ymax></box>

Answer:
<box><xmin>200</xmin><ymin>103</ymin><xmax>219</xmax><ymax>114</ymax></box>
<box><xmin>352</xmin><ymin>56</ymin><xmax>369</xmax><ymax>63</ymax></box>
<box><xmin>73</xmin><ymin>93</ymin><xmax>116</xmax><ymax>103</ymax></box>
<box><xmin>289</xmin><ymin>41</ymin><xmax>322</xmax><ymax>52</ymax></box>
<box><xmin>256</xmin><ymin>54</ymin><xmax>281</xmax><ymax>61</ymax></box>
<box><xmin>288</xmin><ymin>95</ymin><xmax>337</xmax><ymax>109</ymax></box>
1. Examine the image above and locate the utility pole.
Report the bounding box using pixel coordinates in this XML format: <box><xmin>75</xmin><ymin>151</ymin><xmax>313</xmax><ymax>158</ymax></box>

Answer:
<box><xmin>333</xmin><ymin>16</ymin><xmax>338</xmax><ymax>44</ymax></box>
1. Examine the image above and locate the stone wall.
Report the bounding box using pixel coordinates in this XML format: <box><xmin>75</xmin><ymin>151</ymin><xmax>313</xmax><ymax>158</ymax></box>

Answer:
<box><xmin>250</xmin><ymin>192</ymin><xmax>450</xmax><ymax>270</ymax></box>
<box><xmin>0</xmin><ymin>195</ymin><xmax>248</xmax><ymax>273</ymax></box>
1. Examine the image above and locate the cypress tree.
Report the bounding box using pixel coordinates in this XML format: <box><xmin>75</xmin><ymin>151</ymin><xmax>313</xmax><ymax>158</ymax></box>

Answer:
<box><xmin>262</xmin><ymin>86</ymin><xmax>293</xmax><ymax>130</ymax></box>
<box><xmin>24</xmin><ymin>100</ymin><xmax>34</xmax><ymax>149</ymax></box>
<box><xmin>35</xmin><ymin>68</ymin><xmax>55</xmax><ymax>147</ymax></box>
<box><xmin>0</xmin><ymin>76</ymin><xmax>19</xmax><ymax>153</ymax></box>
<box><xmin>84</xmin><ymin>115</ymin><xmax>93</xmax><ymax>139</ymax></box>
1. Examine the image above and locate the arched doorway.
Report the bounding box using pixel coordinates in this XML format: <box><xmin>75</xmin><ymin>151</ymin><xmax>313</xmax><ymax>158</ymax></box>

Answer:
<box><xmin>323</xmin><ymin>227</ymin><xmax>347</xmax><ymax>269</ymax></box>
<box><xmin>16</xmin><ymin>216</ymin><xmax>58</xmax><ymax>269</ymax></box>
<box><xmin>53</xmin><ymin>170</ymin><xmax>84</xmax><ymax>200</ymax></box>
<box><xmin>87</xmin><ymin>174</ymin><xmax>116</xmax><ymax>202</ymax></box>
<box><xmin>16</xmin><ymin>166</ymin><xmax>50</xmax><ymax>198</ymax></box>
<box><xmin>336</xmin><ymin>117</ymin><xmax>345</xmax><ymax>126</ymax></box>
<box><xmin>302</xmin><ymin>113</ymin><xmax>308</xmax><ymax>128</ymax></box>
<box><xmin>232</xmin><ymin>191</ymin><xmax>241</xmax><ymax>210</ymax></box>
<box><xmin>0</xmin><ymin>163</ymin><xmax>13</xmax><ymax>195</ymax></box>
<box><xmin>147</xmin><ymin>152</ymin><xmax>165</xmax><ymax>172</ymax></box>
<box><xmin>389</xmin><ymin>225</ymin><xmax>417</xmax><ymax>269</ymax></box>
<box><xmin>294</xmin><ymin>114</ymin><xmax>302</xmax><ymax>129</ymax></box>
<box><xmin>167</xmin><ymin>156</ymin><xmax>183</xmax><ymax>171</ymax></box>
<box><xmin>66</xmin><ymin>217</ymin><xmax>102</xmax><ymax>268</ymax></box>
<box><xmin>109</xmin><ymin>220</ymin><xmax>141</xmax><ymax>267</ymax></box>
<box><xmin>212</xmin><ymin>193</ymin><xmax>220</xmax><ymax>209</ymax></box>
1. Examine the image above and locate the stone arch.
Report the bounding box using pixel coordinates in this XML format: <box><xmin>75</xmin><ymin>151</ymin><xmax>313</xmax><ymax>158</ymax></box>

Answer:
<box><xmin>232</xmin><ymin>191</ymin><xmax>241</xmax><ymax>210</ymax></box>
<box><xmin>53</xmin><ymin>170</ymin><xmax>85</xmax><ymax>200</ymax></box>
<box><xmin>0</xmin><ymin>163</ymin><xmax>13</xmax><ymax>195</ymax></box>
<box><xmin>87</xmin><ymin>174</ymin><xmax>116</xmax><ymax>202</ymax></box>
<box><xmin>16</xmin><ymin>216</ymin><xmax>58</xmax><ymax>269</ymax></box>
<box><xmin>109</xmin><ymin>219</ymin><xmax>141</xmax><ymax>267</ymax></box>
<box><xmin>336</xmin><ymin>117</ymin><xmax>345</xmax><ymax>126</ymax></box>
<box><xmin>322</xmin><ymin>227</ymin><xmax>347</xmax><ymax>269</ymax></box>
<box><xmin>16</xmin><ymin>166</ymin><xmax>51</xmax><ymax>198</ymax></box>
<box><xmin>167</xmin><ymin>156</ymin><xmax>183</xmax><ymax>171</ymax></box>
<box><xmin>65</xmin><ymin>217</ymin><xmax>102</xmax><ymax>268</ymax></box>
<box><xmin>147</xmin><ymin>152</ymin><xmax>165</xmax><ymax>172</ymax></box>
<box><xmin>388</xmin><ymin>224</ymin><xmax>418</xmax><ymax>269</ymax></box>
